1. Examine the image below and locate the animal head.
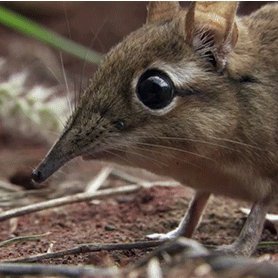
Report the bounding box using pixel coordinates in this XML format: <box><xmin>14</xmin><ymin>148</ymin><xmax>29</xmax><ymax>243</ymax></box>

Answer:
<box><xmin>32</xmin><ymin>1</ymin><xmax>242</xmax><ymax>183</ymax></box>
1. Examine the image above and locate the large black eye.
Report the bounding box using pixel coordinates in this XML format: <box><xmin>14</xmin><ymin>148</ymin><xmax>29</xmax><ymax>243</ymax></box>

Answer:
<box><xmin>136</xmin><ymin>69</ymin><xmax>175</xmax><ymax>110</ymax></box>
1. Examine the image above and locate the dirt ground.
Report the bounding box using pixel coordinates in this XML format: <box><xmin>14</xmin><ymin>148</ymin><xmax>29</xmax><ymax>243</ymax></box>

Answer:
<box><xmin>0</xmin><ymin>1</ymin><xmax>277</xmax><ymax>270</ymax></box>
<box><xmin>0</xmin><ymin>138</ymin><xmax>277</xmax><ymax>267</ymax></box>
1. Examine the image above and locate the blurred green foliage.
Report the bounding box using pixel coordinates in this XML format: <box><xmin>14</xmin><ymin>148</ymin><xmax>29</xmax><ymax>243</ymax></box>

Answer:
<box><xmin>0</xmin><ymin>5</ymin><xmax>102</xmax><ymax>64</ymax></box>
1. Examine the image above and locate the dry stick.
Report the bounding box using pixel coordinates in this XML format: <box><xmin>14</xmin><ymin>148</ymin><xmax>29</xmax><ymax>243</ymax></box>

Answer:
<box><xmin>111</xmin><ymin>168</ymin><xmax>148</xmax><ymax>184</ymax></box>
<box><xmin>0</xmin><ymin>184</ymin><xmax>141</xmax><ymax>222</ymax></box>
<box><xmin>130</xmin><ymin>238</ymin><xmax>209</xmax><ymax>271</ymax></box>
<box><xmin>0</xmin><ymin>263</ymin><xmax>117</xmax><ymax>277</ymax></box>
<box><xmin>85</xmin><ymin>166</ymin><xmax>113</xmax><ymax>193</ymax></box>
<box><xmin>0</xmin><ymin>179</ymin><xmax>179</xmax><ymax>222</ymax></box>
<box><xmin>111</xmin><ymin>168</ymin><xmax>180</xmax><ymax>188</ymax></box>
<box><xmin>126</xmin><ymin>239</ymin><xmax>278</xmax><ymax>278</ymax></box>
<box><xmin>142</xmin><ymin>181</ymin><xmax>180</xmax><ymax>188</ymax></box>
<box><xmin>112</xmin><ymin>168</ymin><xmax>180</xmax><ymax>187</ymax></box>
<box><xmin>6</xmin><ymin>240</ymin><xmax>278</xmax><ymax>276</ymax></box>
<box><xmin>0</xmin><ymin>232</ymin><xmax>50</xmax><ymax>248</ymax></box>
<box><xmin>1</xmin><ymin>257</ymin><xmax>278</xmax><ymax>278</ymax></box>
<box><xmin>4</xmin><ymin>240</ymin><xmax>164</xmax><ymax>263</ymax></box>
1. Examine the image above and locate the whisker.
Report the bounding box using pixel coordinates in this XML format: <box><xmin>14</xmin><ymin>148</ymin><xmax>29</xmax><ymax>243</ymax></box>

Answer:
<box><xmin>43</xmin><ymin>65</ymin><xmax>63</xmax><ymax>85</ymax></box>
<box><xmin>135</xmin><ymin>135</ymin><xmax>236</xmax><ymax>152</ymax></box>
<box><xmin>78</xmin><ymin>18</ymin><xmax>108</xmax><ymax>106</ymax></box>
<box><xmin>63</xmin><ymin>2</ymin><xmax>72</xmax><ymax>40</ymax></box>
<box><xmin>130</xmin><ymin>143</ymin><xmax>201</xmax><ymax>169</ymax></box>
<box><xmin>46</xmin><ymin>130</ymin><xmax>61</xmax><ymax>137</ymax></box>
<box><xmin>73</xmin><ymin>74</ymin><xmax>78</xmax><ymax>111</ymax></box>
<box><xmin>115</xmin><ymin>135</ymin><xmax>203</xmax><ymax>169</ymax></box>
<box><xmin>115</xmin><ymin>145</ymin><xmax>167</xmax><ymax>167</ymax></box>
<box><xmin>104</xmin><ymin>149</ymin><xmax>134</xmax><ymax>165</ymax></box>
<box><xmin>132</xmin><ymin>133</ymin><xmax>264</xmax><ymax>153</ymax></box>
<box><xmin>60</xmin><ymin>3</ymin><xmax>76</xmax><ymax>115</ymax></box>
<box><xmin>103</xmin><ymin>137</ymin><xmax>165</xmax><ymax>168</ymax></box>
<box><xmin>59</xmin><ymin>52</ymin><xmax>73</xmax><ymax>115</ymax></box>
<box><xmin>207</xmin><ymin>136</ymin><xmax>264</xmax><ymax>150</ymax></box>
<box><xmin>135</xmin><ymin>141</ymin><xmax>215</xmax><ymax>162</ymax></box>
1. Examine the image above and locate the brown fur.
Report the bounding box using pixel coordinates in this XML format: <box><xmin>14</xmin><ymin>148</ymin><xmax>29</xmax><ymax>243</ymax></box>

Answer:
<box><xmin>33</xmin><ymin>2</ymin><xmax>278</xmax><ymax>255</ymax></box>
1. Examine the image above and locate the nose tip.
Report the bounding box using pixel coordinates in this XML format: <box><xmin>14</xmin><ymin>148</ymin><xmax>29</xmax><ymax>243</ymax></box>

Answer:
<box><xmin>31</xmin><ymin>169</ymin><xmax>44</xmax><ymax>184</ymax></box>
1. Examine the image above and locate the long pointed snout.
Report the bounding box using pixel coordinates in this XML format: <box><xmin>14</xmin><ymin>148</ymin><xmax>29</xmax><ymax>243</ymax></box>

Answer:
<box><xmin>31</xmin><ymin>135</ymin><xmax>77</xmax><ymax>184</ymax></box>
<box><xmin>31</xmin><ymin>152</ymin><xmax>69</xmax><ymax>184</ymax></box>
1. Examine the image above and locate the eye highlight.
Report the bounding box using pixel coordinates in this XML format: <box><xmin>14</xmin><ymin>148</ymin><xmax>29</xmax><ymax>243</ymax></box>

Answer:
<box><xmin>136</xmin><ymin>69</ymin><xmax>175</xmax><ymax>110</ymax></box>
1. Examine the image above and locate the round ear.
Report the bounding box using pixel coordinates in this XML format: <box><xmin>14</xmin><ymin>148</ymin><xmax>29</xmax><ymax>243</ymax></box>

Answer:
<box><xmin>146</xmin><ymin>1</ymin><xmax>180</xmax><ymax>24</ymax></box>
<box><xmin>185</xmin><ymin>2</ymin><xmax>239</xmax><ymax>71</ymax></box>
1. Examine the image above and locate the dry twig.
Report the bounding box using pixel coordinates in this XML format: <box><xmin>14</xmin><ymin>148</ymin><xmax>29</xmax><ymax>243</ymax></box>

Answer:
<box><xmin>2</xmin><ymin>237</ymin><xmax>278</xmax><ymax>277</ymax></box>
<box><xmin>0</xmin><ymin>232</ymin><xmax>50</xmax><ymax>248</ymax></box>
<box><xmin>3</xmin><ymin>240</ymin><xmax>164</xmax><ymax>263</ymax></box>
<box><xmin>111</xmin><ymin>168</ymin><xmax>148</xmax><ymax>184</ymax></box>
<box><xmin>0</xmin><ymin>184</ymin><xmax>141</xmax><ymax>222</ymax></box>
<box><xmin>0</xmin><ymin>174</ymin><xmax>179</xmax><ymax>222</ymax></box>
<box><xmin>0</xmin><ymin>263</ymin><xmax>117</xmax><ymax>277</ymax></box>
<box><xmin>85</xmin><ymin>166</ymin><xmax>113</xmax><ymax>193</ymax></box>
<box><xmin>111</xmin><ymin>168</ymin><xmax>180</xmax><ymax>188</ymax></box>
<box><xmin>128</xmin><ymin>238</ymin><xmax>278</xmax><ymax>278</ymax></box>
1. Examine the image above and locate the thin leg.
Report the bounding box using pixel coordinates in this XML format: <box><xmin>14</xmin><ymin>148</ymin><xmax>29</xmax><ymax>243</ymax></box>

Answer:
<box><xmin>216</xmin><ymin>199</ymin><xmax>269</xmax><ymax>256</ymax></box>
<box><xmin>147</xmin><ymin>191</ymin><xmax>210</xmax><ymax>240</ymax></box>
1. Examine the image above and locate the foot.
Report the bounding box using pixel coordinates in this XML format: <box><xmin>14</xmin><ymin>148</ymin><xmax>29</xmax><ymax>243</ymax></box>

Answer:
<box><xmin>147</xmin><ymin>192</ymin><xmax>211</xmax><ymax>241</ymax></box>
<box><xmin>146</xmin><ymin>228</ymin><xmax>180</xmax><ymax>240</ymax></box>
<box><xmin>214</xmin><ymin>200</ymin><xmax>269</xmax><ymax>257</ymax></box>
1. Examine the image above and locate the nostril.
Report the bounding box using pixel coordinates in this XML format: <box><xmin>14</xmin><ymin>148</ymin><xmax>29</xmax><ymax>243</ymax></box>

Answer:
<box><xmin>31</xmin><ymin>169</ymin><xmax>43</xmax><ymax>183</ymax></box>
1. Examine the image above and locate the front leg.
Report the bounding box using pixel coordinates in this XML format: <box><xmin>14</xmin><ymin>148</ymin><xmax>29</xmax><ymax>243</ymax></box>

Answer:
<box><xmin>216</xmin><ymin>199</ymin><xmax>269</xmax><ymax>256</ymax></box>
<box><xmin>147</xmin><ymin>191</ymin><xmax>210</xmax><ymax>240</ymax></box>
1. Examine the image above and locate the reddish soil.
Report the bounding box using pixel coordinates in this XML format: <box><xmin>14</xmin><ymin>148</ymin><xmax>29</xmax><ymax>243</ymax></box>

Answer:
<box><xmin>0</xmin><ymin>138</ymin><xmax>277</xmax><ymax>266</ymax></box>
<box><xmin>0</xmin><ymin>1</ymin><xmax>277</xmax><ymax>269</ymax></box>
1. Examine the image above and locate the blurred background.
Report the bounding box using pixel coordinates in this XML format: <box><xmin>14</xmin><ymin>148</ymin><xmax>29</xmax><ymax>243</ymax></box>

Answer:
<box><xmin>0</xmin><ymin>1</ymin><xmax>271</xmax><ymax>76</ymax></box>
